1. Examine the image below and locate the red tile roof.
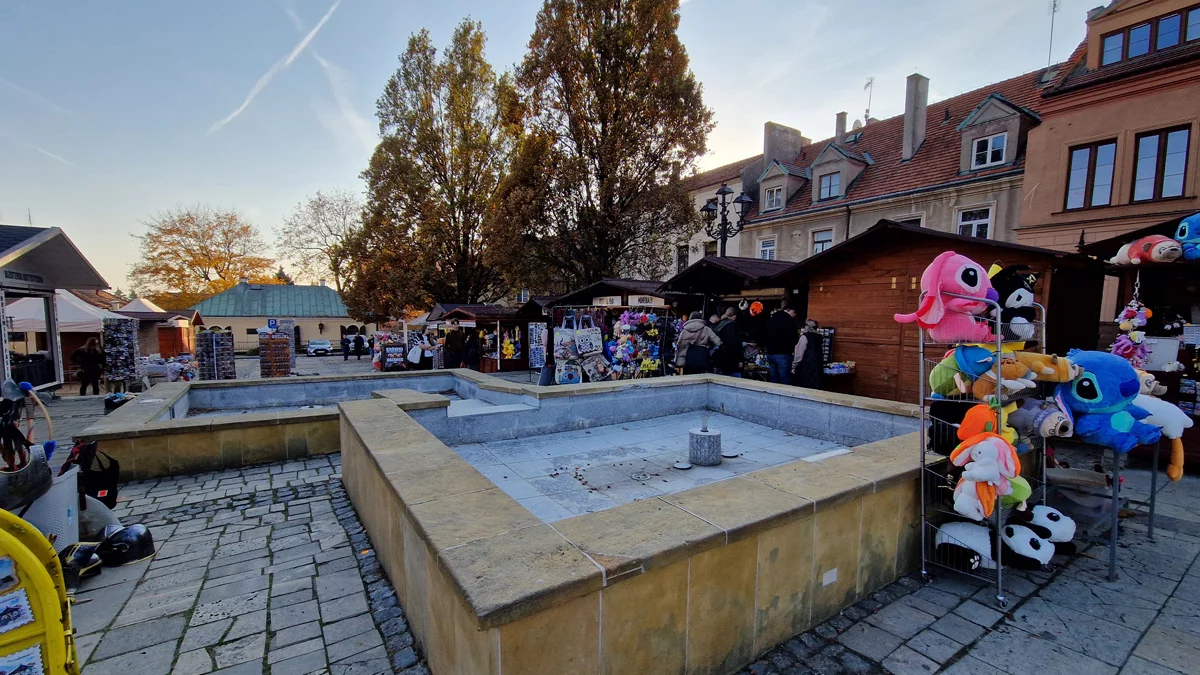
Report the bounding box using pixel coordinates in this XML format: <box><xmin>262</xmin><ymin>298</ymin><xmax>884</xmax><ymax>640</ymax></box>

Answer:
<box><xmin>682</xmin><ymin>154</ymin><xmax>762</xmax><ymax>190</ymax></box>
<box><xmin>744</xmin><ymin>66</ymin><xmax>1060</xmax><ymax>224</ymax></box>
<box><xmin>1047</xmin><ymin>38</ymin><xmax>1200</xmax><ymax>94</ymax></box>
<box><xmin>69</xmin><ymin>289</ymin><xmax>119</xmax><ymax>309</ymax></box>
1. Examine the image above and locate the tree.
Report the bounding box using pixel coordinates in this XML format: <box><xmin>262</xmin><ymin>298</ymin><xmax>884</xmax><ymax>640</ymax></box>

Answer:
<box><xmin>274</xmin><ymin>266</ymin><xmax>294</xmax><ymax>285</ymax></box>
<box><xmin>275</xmin><ymin>190</ymin><xmax>361</xmax><ymax>291</ymax></box>
<box><xmin>488</xmin><ymin>0</ymin><xmax>713</xmax><ymax>288</ymax></box>
<box><xmin>129</xmin><ymin>206</ymin><xmax>276</xmax><ymax>309</ymax></box>
<box><xmin>346</xmin><ymin>18</ymin><xmax>515</xmax><ymax>316</ymax></box>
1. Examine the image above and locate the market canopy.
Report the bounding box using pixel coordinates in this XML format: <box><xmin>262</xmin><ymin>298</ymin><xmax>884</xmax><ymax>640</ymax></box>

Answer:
<box><xmin>120</xmin><ymin>297</ymin><xmax>166</xmax><ymax>313</ymax></box>
<box><xmin>660</xmin><ymin>256</ymin><xmax>793</xmax><ymax>296</ymax></box>
<box><xmin>550</xmin><ymin>277</ymin><xmax>676</xmax><ymax>307</ymax></box>
<box><xmin>6</xmin><ymin>288</ymin><xmax>126</xmax><ymax>333</ymax></box>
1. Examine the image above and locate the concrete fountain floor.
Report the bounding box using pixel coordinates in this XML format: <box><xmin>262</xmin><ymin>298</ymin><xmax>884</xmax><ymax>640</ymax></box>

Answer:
<box><xmin>450</xmin><ymin>411</ymin><xmax>849</xmax><ymax>522</ymax></box>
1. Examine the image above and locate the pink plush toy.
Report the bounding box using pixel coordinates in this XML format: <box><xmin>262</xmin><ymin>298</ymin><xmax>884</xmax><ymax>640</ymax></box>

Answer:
<box><xmin>895</xmin><ymin>251</ymin><xmax>999</xmax><ymax>343</ymax></box>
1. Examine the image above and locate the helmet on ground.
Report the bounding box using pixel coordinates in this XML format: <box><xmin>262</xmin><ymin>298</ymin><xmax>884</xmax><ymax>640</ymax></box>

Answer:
<box><xmin>97</xmin><ymin>524</ymin><xmax>156</xmax><ymax>566</ymax></box>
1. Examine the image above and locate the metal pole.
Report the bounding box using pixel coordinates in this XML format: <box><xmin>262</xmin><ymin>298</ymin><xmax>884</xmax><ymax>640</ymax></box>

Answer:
<box><xmin>1109</xmin><ymin>453</ymin><xmax>1120</xmax><ymax>581</ymax></box>
<box><xmin>918</xmin><ymin>326</ymin><xmax>928</xmax><ymax>583</ymax></box>
<box><xmin>1148</xmin><ymin>439</ymin><xmax>1158</xmax><ymax>541</ymax></box>
<box><xmin>991</xmin><ymin>295</ymin><xmax>1006</xmax><ymax>608</ymax></box>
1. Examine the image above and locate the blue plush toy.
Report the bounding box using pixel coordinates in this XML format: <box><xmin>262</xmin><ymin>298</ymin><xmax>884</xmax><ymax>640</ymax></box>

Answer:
<box><xmin>1055</xmin><ymin>350</ymin><xmax>1161</xmax><ymax>453</ymax></box>
<box><xmin>1177</xmin><ymin>212</ymin><xmax>1200</xmax><ymax>261</ymax></box>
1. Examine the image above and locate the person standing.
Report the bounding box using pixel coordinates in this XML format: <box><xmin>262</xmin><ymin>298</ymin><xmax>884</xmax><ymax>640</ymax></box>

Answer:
<box><xmin>712</xmin><ymin>307</ymin><xmax>743</xmax><ymax>377</ymax></box>
<box><xmin>793</xmin><ymin>319</ymin><xmax>824</xmax><ymax>390</ymax></box>
<box><xmin>464</xmin><ymin>331</ymin><xmax>480</xmax><ymax>371</ymax></box>
<box><xmin>70</xmin><ymin>337</ymin><xmax>105</xmax><ymax>396</ymax></box>
<box><xmin>444</xmin><ymin>320</ymin><xmax>466</xmax><ymax>369</ymax></box>
<box><xmin>418</xmin><ymin>329</ymin><xmax>437</xmax><ymax>370</ymax></box>
<box><xmin>341</xmin><ymin>335</ymin><xmax>351</xmax><ymax>361</ymax></box>
<box><xmin>675</xmin><ymin>311</ymin><xmax>722</xmax><ymax>375</ymax></box>
<box><xmin>762</xmin><ymin>303</ymin><xmax>799</xmax><ymax>384</ymax></box>
<box><xmin>353</xmin><ymin>333</ymin><xmax>365</xmax><ymax>360</ymax></box>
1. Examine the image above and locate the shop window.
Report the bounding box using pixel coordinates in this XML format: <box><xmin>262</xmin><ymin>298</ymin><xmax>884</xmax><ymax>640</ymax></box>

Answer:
<box><xmin>818</xmin><ymin>173</ymin><xmax>840</xmax><ymax>200</ymax></box>
<box><xmin>1133</xmin><ymin>126</ymin><xmax>1190</xmax><ymax>202</ymax></box>
<box><xmin>812</xmin><ymin>229</ymin><xmax>833</xmax><ymax>254</ymax></box>
<box><xmin>971</xmin><ymin>133</ymin><xmax>1006</xmax><ymax>169</ymax></box>
<box><xmin>764</xmin><ymin>186</ymin><xmax>783</xmax><ymax>210</ymax></box>
<box><xmin>759</xmin><ymin>238</ymin><xmax>776</xmax><ymax>260</ymax></box>
<box><xmin>1065</xmin><ymin>139</ymin><xmax>1117</xmax><ymax>209</ymax></box>
<box><xmin>704</xmin><ymin>241</ymin><xmax>717</xmax><ymax>257</ymax></box>
<box><xmin>957</xmin><ymin>207</ymin><xmax>991</xmax><ymax>239</ymax></box>
<box><xmin>676</xmin><ymin>244</ymin><xmax>689</xmax><ymax>272</ymax></box>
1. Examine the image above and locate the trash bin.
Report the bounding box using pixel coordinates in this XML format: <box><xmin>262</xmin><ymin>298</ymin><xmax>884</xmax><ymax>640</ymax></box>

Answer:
<box><xmin>23</xmin><ymin>466</ymin><xmax>79</xmax><ymax>553</ymax></box>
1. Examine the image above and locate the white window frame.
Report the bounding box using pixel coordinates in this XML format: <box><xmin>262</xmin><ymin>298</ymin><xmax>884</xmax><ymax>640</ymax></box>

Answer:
<box><xmin>812</xmin><ymin>229</ymin><xmax>834</xmax><ymax>255</ymax></box>
<box><xmin>956</xmin><ymin>205</ymin><xmax>993</xmax><ymax>239</ymax></box>
<box><xmin>818</xmin><ymin>172</ymin><xmax>840</xmax><ymax>200</ymax></box>
<box><xmin>971</xmin><ymin>133</ymin><xmax>1008</xmax><ymax>169</ymax></box>
<box><xmin>758</xmin><ymin>237</ymin><xmax>777</xmax><ymax>260</ymax></box>
<box><xmin>517</xmin><ymin>288</ymin><xmax>530</xmax><ymax>303</ymax></box>
<box><xmin>764</xmin><ymin>186</ymin><xmax>783</xmax><ymax>211</ymax></box>
<box><xmin>894</xmin><ymin>213</ymin><xmax>925</xmax><ymax>227</ymax></box>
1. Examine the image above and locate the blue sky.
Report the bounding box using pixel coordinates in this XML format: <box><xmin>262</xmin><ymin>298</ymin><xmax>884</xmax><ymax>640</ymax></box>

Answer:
<box><xmin>0</xmin><ymin>0</ymin><xmax>1095</xmax><ymax>290</ymax></box>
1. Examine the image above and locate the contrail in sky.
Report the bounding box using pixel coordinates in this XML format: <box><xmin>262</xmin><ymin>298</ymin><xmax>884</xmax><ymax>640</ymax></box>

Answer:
<box><xmin>0</xmin><ymin>130</ymin><xmax>74</xmax><ymax>166</ymax></box>
<box><xmin>208</xmin><ymin>0</ymin><xmax>343</xmax><ymax>133</ymax></box>
<box><xmin>0</xmin><ymin>77</ymin><xmax>74</xmax><ymax>117</ymax></box>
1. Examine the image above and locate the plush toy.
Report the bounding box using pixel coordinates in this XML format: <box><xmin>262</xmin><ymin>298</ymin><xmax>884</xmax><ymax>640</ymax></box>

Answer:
<box><xmin>957</xmin><ymin>403</ymin><xmax>1018</xmax><ymax>447</ymax></box>
<box><xmin>1174</xmin><ymin>212</ymin><xmax>1200</xmax><ymax>260</ymax></box>
<box><xmin>1154</xmin><ymin>310</ymin><xmax>1189</xmax><ymax>336</ymax></box>
<box><xmin>1000</xmin><ymin>475</ymin><xmax>1033</xmax><ymax>510</ymax></box>
<box><xmin>953</xmin><ymin>477</ymin><xmax>996</xmax><ymax>521</ymax></box>
<box><xmin>934</xmin><ymin>521</ymin><xmax>1055</xmax><ymax>572</ymax></box>
<box><xmin>1008</xmin><ymin>505</ymin><xmax>1077</xmax><ymax>556</ymax></box>
<box><xmin>895</xmin><ymin>251</ymin><xmax>999</xmax><ymax>343</ymax></box>
<box><xmin>1014</xmin><ymin>352</ymin><xmax>1081</xmax><ymax>383</ymax></box>
<box><xmin>928</xmin><ymin>346</ymin><xmax>996</xmax><ymax>398</ymax></box>
<box><xmin>1056</xmin><ymin>350</ymin><xmax>1162</xmax><ymax>454</ymax></box>
<box><xmin>988</xmin><ymin>264</ymin><xmax>1038</xmax><ymax>341</ymax></box>
<box><xmin>1136</xmin><ymin>370</ymin><xmax>1168</xmax><ymax>396</ymax></box>
<box><xmin>1009</xmin><ymin>395</ymin><xmax>1074</xmax><ymax>442</ymax></box>
<box><xmin>1135</xmin><ymin>394</ymin><xmax>1193</xmax><ymax>481</ymax></box>
<box><xmin>970</xmin><ymin>357</ymin><xmax>1037</xmax><ymax>402</ymax></box>
<box><xmin>951</xmin><ymin>432</ymin><xmax>1019</xmax><ymax>492</ymax></box>
<box><xmin>1109</xmin><ymin>235</ymin><xmax>1184</xmax><ymax>265</ymax></box>
<box><xmin>1111</xmin><ymin>300</ymin><xmax>1152</xmax><ymax>367</ymax></box>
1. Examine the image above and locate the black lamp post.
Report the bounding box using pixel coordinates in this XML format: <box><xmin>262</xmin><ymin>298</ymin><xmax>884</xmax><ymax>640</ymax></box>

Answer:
<box><xmin>700</xmin><ymin>183</ymin><xmax>753</xmax><ymax>257</ymax></box>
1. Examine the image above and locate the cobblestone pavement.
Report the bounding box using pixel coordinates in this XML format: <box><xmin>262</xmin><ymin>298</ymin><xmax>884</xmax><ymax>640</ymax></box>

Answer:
<box><xmin>736</xmin><ymin>469</ymin><xmax>1200</xmax><ymax>675</ymax></box>
<box><xmin>75</xmin><ymin>454</ymin><xmax>428</xmax><ymax>675</ymax></box>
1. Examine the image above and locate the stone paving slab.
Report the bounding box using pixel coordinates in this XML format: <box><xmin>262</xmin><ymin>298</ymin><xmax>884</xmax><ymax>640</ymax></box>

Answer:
<box><xmin>77</xmin><ymin>454</ymin><xmax>427</xmax><ymax>675</ymax></box>
<box><xmin>736</xmin><ymin>469</ymin><xmax>1200</xmax><ymax>675</ymax></box>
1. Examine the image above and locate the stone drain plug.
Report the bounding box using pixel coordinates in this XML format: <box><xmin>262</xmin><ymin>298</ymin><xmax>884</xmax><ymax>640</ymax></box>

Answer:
<box><xmin>675</xmin><ymin>414</ymin><xmax>731</xmax><ymax>470</ymax></box>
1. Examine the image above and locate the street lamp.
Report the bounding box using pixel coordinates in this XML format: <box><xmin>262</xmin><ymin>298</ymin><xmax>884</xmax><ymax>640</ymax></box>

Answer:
<box><xmin>700</xmin><ymin>184</ymin><xmax>754</xmax><ymax>257</ymax></box>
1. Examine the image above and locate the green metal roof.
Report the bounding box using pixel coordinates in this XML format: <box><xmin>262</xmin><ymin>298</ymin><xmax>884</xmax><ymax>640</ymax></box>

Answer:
<box><xmin>190</xmin><ymin>283</ymin><xmax>351</xmax><ymax>318</ymax></box>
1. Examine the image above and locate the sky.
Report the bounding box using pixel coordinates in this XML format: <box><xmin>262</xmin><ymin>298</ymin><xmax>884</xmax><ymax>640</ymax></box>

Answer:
<box><xmin>0</xmin><ymin>0</ymin><xmax>1098</xmax><ymax>290</ymax></box>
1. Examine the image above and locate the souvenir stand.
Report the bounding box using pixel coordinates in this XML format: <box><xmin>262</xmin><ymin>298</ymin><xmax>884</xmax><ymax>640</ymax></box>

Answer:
<box><xmin>101</xmin><ymin>317</ymin><xmax>143</xmax><ymax>386</ymax></box>
<box><xmin>548</xmin><ymin>282</ymin><xmax>673</xmax><ymax>383</ymax></box>
<box><xmin>439</xmin><ymin>306</ymin><xmax>529</xmax><ymax>373</ymax></box>
<box><xmin>195</xmin><ymin>329</ymin><xmax>236</xmax><ymax>380</ymax></box>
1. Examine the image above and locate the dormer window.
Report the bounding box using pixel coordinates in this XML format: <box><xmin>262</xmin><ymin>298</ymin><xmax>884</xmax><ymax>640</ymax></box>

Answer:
<box><xmin>764</xmin><ymin>186</ymin><xmax>783</xmax><ymax>210</ymax></box>
<box><xmin>818</xmin><ymin>173</ymin><xmax>841</xmax><ymax>200</ymax></box>
<box><xmin>971</xmin><ymin>133</ymin><xmax>1006</xmax><ymax>169</ymax></box>
<box><xmin>1101</xmin><ymin>6</ymin><xmax>1200</xmax><ymax>67</ymax></box>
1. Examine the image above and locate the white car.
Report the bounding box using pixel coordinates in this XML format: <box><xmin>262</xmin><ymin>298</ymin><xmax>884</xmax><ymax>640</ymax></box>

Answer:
<box><xmin>306</xmin><ymin>339</ymin><xmax>333</xmax><ymax>356</ymax></box>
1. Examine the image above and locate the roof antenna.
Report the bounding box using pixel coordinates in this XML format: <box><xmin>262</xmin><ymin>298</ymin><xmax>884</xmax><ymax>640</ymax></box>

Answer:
<box><xmin>863</xmin><ymin>77</ymin><xmax>875</xmax><ymax>124</ymax></box>
<box><xmin>1047</xmin><ymin>0</ymin><xmax>1061</xmax><ymax>68</ymax></box>
<box><xmin>27</xmin><ymin>209</ymin><xmax>32</xmax><ymax>226</ymax></box>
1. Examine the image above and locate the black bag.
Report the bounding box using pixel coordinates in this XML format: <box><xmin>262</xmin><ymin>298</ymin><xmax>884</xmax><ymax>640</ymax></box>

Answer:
<box><xmin>61</xmin><ymin>441</ymin><xmax>120</xmax><ymax>508</ymax></box>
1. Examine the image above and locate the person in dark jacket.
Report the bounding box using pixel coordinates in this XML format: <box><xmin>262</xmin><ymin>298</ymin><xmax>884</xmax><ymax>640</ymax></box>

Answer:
<box><xmin>675</xmin><ymin>311</ymin><xmax>722</xmax><ymax>375</ymax></box>
<box><xmin>712</xmin><ymin>307</ymin><xmax>743</xmax><ymax>377</ymax></box>
<box><xmin>444</xmin><ymin>320</ymin><xmax>466</xmax><ymax>369</ymax></box>
<box><xmin>793</xmin><ymin>319</ymin><xmax>824</xmax><ymax>390</ymax></box>
<box><xmin>70</xmin><ymin>337</ymin><xmax>105</xmax><ymax>396</ymax></box>
<box><xmin>341</xmin><ymin>335</ymin><xmax>351</xmax><ymax>361</ymax></box>
<box><xmin>464</xmin><ymin>331</ymin><xmax>480</xmax><ymax>371</ymax></box>
<box><xmin>762</xmin><ymin>303</ymin><xmax>799</xmax><ymax>385</ymax></box>
<box><xmin>353</xmin><ymin>333</ymin><xmax>365</xmax><ymax>360</ymax></box>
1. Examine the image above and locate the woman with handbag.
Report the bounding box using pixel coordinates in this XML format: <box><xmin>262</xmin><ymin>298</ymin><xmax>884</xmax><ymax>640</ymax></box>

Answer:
<box><xmin>675</xmin><ymin>311</ymin><xmax>721</xmax><ymax>375</ymax></box>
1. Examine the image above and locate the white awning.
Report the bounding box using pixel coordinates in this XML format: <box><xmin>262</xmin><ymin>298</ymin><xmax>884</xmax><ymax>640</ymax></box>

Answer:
<box><xmin>6</xmin><ymin>289</ymin><xmax>126</xmax><ymax>333</ymax></box>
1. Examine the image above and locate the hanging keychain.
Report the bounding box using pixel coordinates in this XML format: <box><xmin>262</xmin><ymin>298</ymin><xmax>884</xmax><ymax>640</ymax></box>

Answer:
<box><xmin>1111</xmin><ymin>271</ymin><xmax>1150</xmax><ymax>368</ymax></box>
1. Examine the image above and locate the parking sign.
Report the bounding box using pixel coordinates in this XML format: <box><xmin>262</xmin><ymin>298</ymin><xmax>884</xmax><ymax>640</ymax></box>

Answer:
<box><xmin>268</xmin><ymin>319</ymin><xmax>278</xmax><ymax>330</ymax></box>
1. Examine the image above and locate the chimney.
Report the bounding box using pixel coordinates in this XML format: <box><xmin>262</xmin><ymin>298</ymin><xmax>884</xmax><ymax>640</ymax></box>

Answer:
<box><xmin>835</xmin><ymin>112</ymin><xmax>847</xmax><ymax>144</ymax></box>
<box><xmin>238</xmin><ymin>277</ymin><xmax>249</xmax><ymax>285</ymax></box>
<box><xmin>747</xmin><ymin>122</ymin><xmax>812</xmax><ymax>193</ymax></box>
<box><xmin>902</xmin><ymin>73</ymin><xmax>929</xmax><ymax>161</ymax></box>
<box><xmin>319</xmin><ymin>279</ymin><xmax>326</xmax><ymax>287</ymax></box>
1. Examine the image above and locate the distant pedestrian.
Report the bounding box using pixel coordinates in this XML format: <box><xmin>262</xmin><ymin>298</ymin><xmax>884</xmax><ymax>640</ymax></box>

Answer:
<box><xmin>444</xmin><ymin>320</ymin><xmax>465</xmax><ymax>369</ymax></box>
<box><xmin>712</xmin><ymin>307</ymin><xmax>743</xmax><ymax>377</ymax></box>
<box><xmin>793</xmin><ymin>319</ymin><xmax>824</xmax><ymax>390</ymax></box>
<box><xmin>341</xmin><ymin>335</ymin><xmax>351</xmax><ymax>361</ymax></box>
<box><xmin>70</xmin><ymin>337</ymin><xmax>104</xmax><ymax>396</ymax></box>
<box><xmin>464</xmin><ymin>331</ymin><xmax>480</xmax><ymax>371</ymax></box>
<box><xmin>675</xmin><ymin>311</ymin><xmax>721</xmax><ymax>375</ymax></box>
<box><xmin>763</xmin><ymin>302</ymin><xmax>799</xmax><ymax>385</ymax></box>
<box><xmin>353</xmin><ymin>334</ymin><xmax>365</xmax><ymax>360</ymax></box>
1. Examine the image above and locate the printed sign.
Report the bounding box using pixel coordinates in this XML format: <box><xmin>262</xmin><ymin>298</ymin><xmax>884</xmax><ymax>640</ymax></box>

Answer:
<box><xmin>628</xmin><ymin>295</ymin><xmax>665</xmax><ymax>307</ymax></box>
<box><xmin>1143</xmin><ymin>336</ymin><xmax>1181</xmax><ymax>372</ymax></box>
<box><xmin>267</xmin><ymin>319</ymin><xmax>278</xmax><ymax>330</ymax></box>
<box><xmin>592</xmin><ymin>296</ymin><xmax>622</xmax><ymax>307</ymax></box>
<box><xmin>0</xmin><ymin>644</ymin><xmax>43</xmax><ymax>675</ymax></box>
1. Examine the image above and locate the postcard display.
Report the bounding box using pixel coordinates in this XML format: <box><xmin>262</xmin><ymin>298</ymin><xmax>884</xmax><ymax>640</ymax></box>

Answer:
<box><xmin>102</xmin><ymin>317</ymin><xmax>143</xmax><ymax>382</ymax></box>
<box><xmin>196</xmin><ymin>329</ymin><xmax>237</xmax><ymax>380</ymax></box>
<box><xmin>259</xmin><ymin>334</ymin><xmax>292</xmax><ymax>378</ymax></box>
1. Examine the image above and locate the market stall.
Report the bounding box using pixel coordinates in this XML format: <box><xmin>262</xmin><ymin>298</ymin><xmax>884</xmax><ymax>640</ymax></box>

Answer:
<box><xmin>440</xmin><ymin>305</ymin><xmax>536</xmax><ymax>373</ymax></box>
<box><xmin>768</xmin><ymin>220</ymin><xmax>1105</xmax><ymax>403</ymax></box>
<box><xmin>1080</xmin><ymin>212</ymin><xmax>1200</xmax><ymax>468</ymax></box>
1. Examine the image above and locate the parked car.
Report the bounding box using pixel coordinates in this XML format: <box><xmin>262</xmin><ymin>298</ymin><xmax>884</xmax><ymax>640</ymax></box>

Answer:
<box><xmin>306</xmin><ymin>339</ymin><xmax>333</xmax><ymax>356</ymax></box>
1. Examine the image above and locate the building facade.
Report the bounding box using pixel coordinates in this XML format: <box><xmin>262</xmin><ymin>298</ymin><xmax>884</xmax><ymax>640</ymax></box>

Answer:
<box><xmin>190</xmin><ymin>280</ymin><xmax>374</xmax><ymax>351</ymax></box>
<box><xmin>1017</xmin><ymin>0</ymin><xmax>1200</xmax><ymax>250</ymax></box>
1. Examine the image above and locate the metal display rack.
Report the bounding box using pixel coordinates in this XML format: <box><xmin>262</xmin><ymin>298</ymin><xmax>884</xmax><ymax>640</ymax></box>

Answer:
<box><xmin>917</xmin><ymin>295</ymin><xmax>1048</xmax><ymax>609</ymax></box>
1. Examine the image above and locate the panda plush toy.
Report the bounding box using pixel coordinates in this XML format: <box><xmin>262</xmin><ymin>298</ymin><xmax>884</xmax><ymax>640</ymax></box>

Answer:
<box><xmin>1008</xmin><ymin>505</ymin><xmax>1077</xmax><ymax>556</ymax></box>
<box><xmin>987</xmin><ymin>264</ymin><xmax>1038</xmax><ymax>341</ymax></box>
<box><xmin>934</xmin><ymin>521</ymin><xmax>1054</xmax><ymax>572</ymax></box>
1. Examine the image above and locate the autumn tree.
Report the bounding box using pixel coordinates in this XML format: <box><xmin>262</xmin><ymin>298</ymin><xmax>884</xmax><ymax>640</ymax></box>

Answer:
<box><xmin>129</xmin><ymin>206</ymin><xmax>276</xmax><ymax>309</ymax></box>
<box><xmin>275</xmin><ymin>190</ymin><xmax>361</xmax><ymax>291</ymax></box>
<box><xmin>489</xmin><ymin>0</ymin><xmax>713</xmax><ymax>288</ymax></box>
<box><xmin>344</xmin><ymin>18</ymin><xmax>515</xmax><ymax>319</ymax></box>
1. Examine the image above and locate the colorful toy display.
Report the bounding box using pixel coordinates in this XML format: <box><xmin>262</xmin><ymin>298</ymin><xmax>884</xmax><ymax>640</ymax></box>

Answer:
<box><xmin>934</xmin><ymin>521</ymin><xmax>1055</xmax><ymax>572</ymax></box>
<box><xmin>1135</xmin><ymin>393</ymin><xmax>1193</xmax><ymax>481</ymax></box>
<box><xmin>1173</xmin><ymin>212</ymin><xmax>1200</xmax><ymax>260</ymax></box>
<box><xmin>969</xmin><ymin>356</ymin><xmax>1036</xmax><ymax>403</ymax></box>
<box><xmin>1008</xmin><ymin>505</ymin><xmax>1077</xmax><ymax>556</ymax></box>
<box><xmin>1111</xmin><ymin>299</ymin><xmax>1151</xmax><ymax>368</ymax></box>
<box><xmin>1055</xmin><ymin>350</ymin><xmax>1162</xmax><ymax>454</ymax></box>
<box><xmin>987</xmin><ymin>264</ymin><xmax>1038</xmax><ymax>341</ymax></box>
<box><xmin>1013</xmin><ymin>352</ymin><xmax>1081</xmax><ymax>383</ymax></box>
<box><xmin>928</xmin><ymin>346</ymin><xmax>997</xmax><ymax>398</ymax></box>
<box><xmin>1108</xmin><ymin>234</ymin><xmax>1183</xmax><ymax>265</ymax></box>
<box><xmin>894</xmin><ymin>251</ymin><xmax>999</xmax><ymax>343</ymax></box>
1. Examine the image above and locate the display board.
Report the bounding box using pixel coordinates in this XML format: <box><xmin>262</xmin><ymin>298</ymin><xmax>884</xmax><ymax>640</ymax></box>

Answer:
<box><xmin>101</xmin><ymin>318</ymin><xmax>141</xmax><ymax>382</ymax></box>
<box><xmin>528</xmin><ymin>323</ymin><xmax>547</xmax><ymax>369</ymax></box>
